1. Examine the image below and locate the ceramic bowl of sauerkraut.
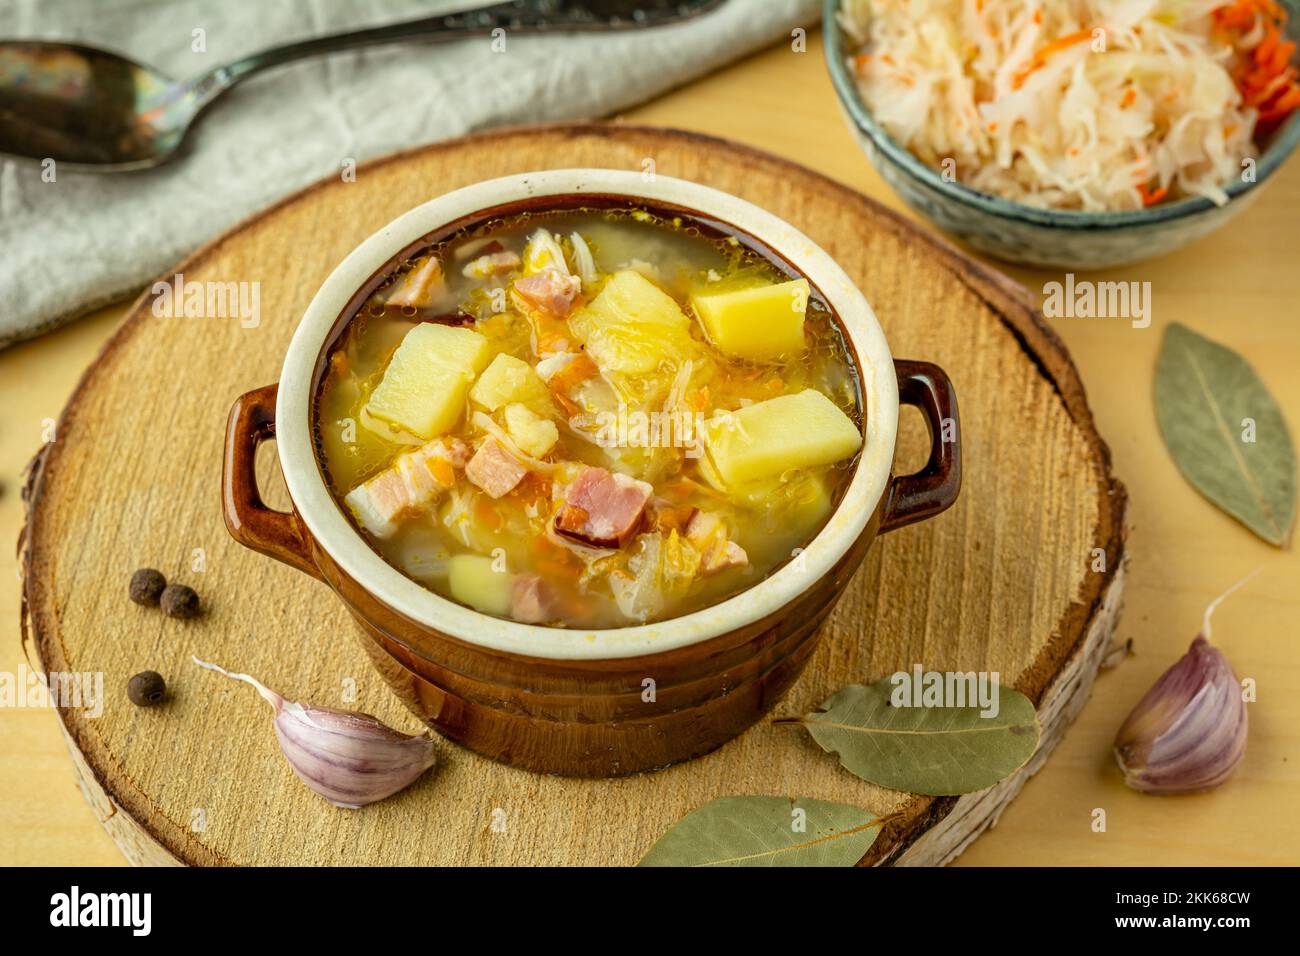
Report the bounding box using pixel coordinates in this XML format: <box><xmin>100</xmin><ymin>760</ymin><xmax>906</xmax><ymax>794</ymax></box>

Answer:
<box><xmin>825</xmin><ymin>0</ymin><xmax>1300</xmax><ymax>268</ymax></box>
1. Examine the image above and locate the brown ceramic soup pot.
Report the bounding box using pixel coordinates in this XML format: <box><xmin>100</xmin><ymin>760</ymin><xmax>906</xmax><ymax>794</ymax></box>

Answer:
<box><xmin>223</xmin><ymin>169</ymin><xmax>961</xmax><ymax>777</ymax></box>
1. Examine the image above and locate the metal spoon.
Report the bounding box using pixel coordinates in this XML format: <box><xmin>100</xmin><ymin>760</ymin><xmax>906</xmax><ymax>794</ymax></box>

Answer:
<box><xmin>0</xmin><ymin>0</ymin><xmax>724</xmax><ymax>172</ymax></box>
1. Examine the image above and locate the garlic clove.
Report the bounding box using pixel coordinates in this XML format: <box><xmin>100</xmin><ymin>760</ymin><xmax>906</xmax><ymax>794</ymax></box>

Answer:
<box><xmin>193</xmin><ymin>657</ymin><xmax>436</xmax><ymax>809</ymax></box>
<box><xmin>1112</xmin><ymin>572</ymin><xmax>1255</xmax><ymax>796</ymax></box>
<box><xmin>1113</xmin><ymin>636</ymin><xmax>1247</xmax><ymax>794</ymax></box>
<box><xmin>274</xmin><ymin>701</ymin><xmax>437</xmax><ymax>809</ymax></box>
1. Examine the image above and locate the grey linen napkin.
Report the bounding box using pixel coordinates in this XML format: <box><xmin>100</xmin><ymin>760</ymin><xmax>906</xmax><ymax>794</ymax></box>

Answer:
<box><xmin>0</xmin><ymin>0</ymin><xmax>819</xmax><ymax>348</ymax></box>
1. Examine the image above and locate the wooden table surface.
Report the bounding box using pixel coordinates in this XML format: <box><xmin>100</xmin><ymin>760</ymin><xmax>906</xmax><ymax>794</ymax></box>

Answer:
<box><xmin>2</xmin><ymin>30</ymin><xmax>1297</xmax><ymax>867</ymax></box>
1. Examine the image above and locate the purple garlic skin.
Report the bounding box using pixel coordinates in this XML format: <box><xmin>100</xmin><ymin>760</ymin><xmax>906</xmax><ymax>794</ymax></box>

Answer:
<box><xmin>193</xmin><ymin>657</ymin><xmax>436</xmax><ymax>809</ymax></box>
<box><xmin>1113</xmin><ymin>636</ymin><xmax>1247</xmax><ymax>795</ymax></box>
<box><xmin>274</xmin><ymin>701</ymin><xmax>437</xmax><ymax>809</ymax></box>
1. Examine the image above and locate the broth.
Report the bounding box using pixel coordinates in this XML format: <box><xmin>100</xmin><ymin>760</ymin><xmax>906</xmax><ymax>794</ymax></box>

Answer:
<box><xmin>313</xmin><ymin>205</ymin><xmax>863</xmax><ymax>629</ymax></box>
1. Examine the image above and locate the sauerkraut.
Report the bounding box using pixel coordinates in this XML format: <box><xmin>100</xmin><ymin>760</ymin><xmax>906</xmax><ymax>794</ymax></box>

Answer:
<box><xmin>842</xmin><ymin>0</ymin><xmax>1300</xmax><ymax>210</ymax></box>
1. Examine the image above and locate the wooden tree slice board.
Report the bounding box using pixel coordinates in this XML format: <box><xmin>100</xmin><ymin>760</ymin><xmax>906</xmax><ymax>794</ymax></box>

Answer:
<box><xmin>21</xmin><ymin>123</ymin><xmax>1127</xmax><ymax>866</ymax></box>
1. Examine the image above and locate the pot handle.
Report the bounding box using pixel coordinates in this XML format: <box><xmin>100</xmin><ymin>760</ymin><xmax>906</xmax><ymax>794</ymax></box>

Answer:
<box><xmin>222</xmin><ymin>383</ymin><xmax>321</xmax><ymax>578</ymax></box>
<box><xmin>880</xmin><ymin>360</ymin><xmax>962</xmax><ymax>534</ymax></box>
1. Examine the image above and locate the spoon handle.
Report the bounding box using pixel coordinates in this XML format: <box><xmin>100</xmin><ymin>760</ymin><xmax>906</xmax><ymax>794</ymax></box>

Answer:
<box><xmin>185</xmin><ymin>0</ymin><xmax>717</xmax><ymax>108</ymax></box>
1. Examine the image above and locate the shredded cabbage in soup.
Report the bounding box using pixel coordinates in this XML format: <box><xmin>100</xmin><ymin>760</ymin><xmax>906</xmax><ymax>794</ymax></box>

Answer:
<box><xmin>842</xmin><ymin>0</ymin><xmax>1300</xmax><ymax>210</ymax></box>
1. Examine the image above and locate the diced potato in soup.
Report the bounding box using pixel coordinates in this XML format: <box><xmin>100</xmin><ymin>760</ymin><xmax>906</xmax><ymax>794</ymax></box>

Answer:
<box><xmin>690</xmin><ymin>278</ymin><xmax>808</xmax><ymax>360</ymax></box>
<box><xmin>314</xmin><ymin>206</ymin><xmax>862</xmax><ymax>628</ymax></box>
<box><xmin>448</xmin><ymin>554</ymin><xmax>512</xmax><ymax>616</ymax></box>
<box><xmin>364</xmin><ymin>325</ymin><xmax>491</xmax><ymax>439</ymax></box>
<box><xmin>470</xmin><ymin>353</ymin><xmax>550</xmax><ymax>411</ymax></box>
<box><xmin>703</xmin><ymin>389</ymin><xmax>862</xmax><ymax>488</ymax></box>
<box><xmin>502</xmin><ymin>404</ymin><xmax>558</xmax><ymax>458</ymax></box>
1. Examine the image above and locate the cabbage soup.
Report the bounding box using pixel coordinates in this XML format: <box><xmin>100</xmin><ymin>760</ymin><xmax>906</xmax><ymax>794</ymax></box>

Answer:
<box><xmin>313</xmin><ymin>201</ymin><xmax>864</xmax><ymax>628</ymax></box>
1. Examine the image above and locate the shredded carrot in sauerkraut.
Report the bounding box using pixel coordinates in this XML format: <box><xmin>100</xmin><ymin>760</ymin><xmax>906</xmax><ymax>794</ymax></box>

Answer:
<box><xmin>1216</xmin><ymin>0</ymin><xmax>1300</xmax><ymax>125</ymax></box>
<box><xmin>841</xmin><ymin>0</ymin><xmax>1300</xmax><ymax>210</ymax></box>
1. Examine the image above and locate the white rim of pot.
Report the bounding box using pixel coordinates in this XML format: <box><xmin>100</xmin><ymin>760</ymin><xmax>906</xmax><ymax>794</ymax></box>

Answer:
<box><xmin>277</xmin><ymin>170</ymin><xmax>898</xmax><ymax>660</ymax></box>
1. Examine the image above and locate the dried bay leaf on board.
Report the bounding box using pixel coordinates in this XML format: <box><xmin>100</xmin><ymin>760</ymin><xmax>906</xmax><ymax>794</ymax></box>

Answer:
<box><xmin>638</xmin><ymin>796</ymin><xmax>883</xmax><ymax>867</ymax></box>
<box><xmin>1155</xmin><ymin>323</ymin><xmax>1296</xmax><ymax>547</ymax></box>
<box><xmin>793</xmin><ymin>679</ymin><xmax>1040</xmax><ymax>796</ymax></box>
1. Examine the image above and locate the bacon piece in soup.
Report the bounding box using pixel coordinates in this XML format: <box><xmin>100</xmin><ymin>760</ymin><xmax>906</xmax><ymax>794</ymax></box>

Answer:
<box><xmin>384</xmin><ymin>255</ymin><xmax>445</xmax><ymax>309</ymax></box>
<box><xmin>513</xmin><ymin>271</ymin><xmax>581</xmax><ymax>318</ymax></box>
<box><xmin>554</xmin><ymin>466</ymin><xmax>652</xmax><ymax>549</ymax></box>
<box><xmin>462</xmin><ymin>250</ymin><xmax>522</xmax><ymax>280</ymax></box>
<box><xmin>465</xmin><ymin>438</ymin><xmax>528</xmax><ymax>499</ymax></box>
<box><xmin>685</xmin><ymin>510</ymin><xmax>749</xmax><ymax>576</ymax></box>
<box><xmin>510</xmin><ymin>574</ymin><xmax>554</xmax><ymax>624</ymax></box>
<box><xmin>344</xmin><ymin>438</ymin><xmax>466</xmax><ymax>538</ymax></box>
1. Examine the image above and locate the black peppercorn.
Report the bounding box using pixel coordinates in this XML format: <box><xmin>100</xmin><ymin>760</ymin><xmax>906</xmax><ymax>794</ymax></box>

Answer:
<box><xmin>127</xmin><ymin>671</ymin><xmax>166</xmax><ymax>706</ymax></box>
<box><xmin>129</xmin><ymin>568</ymin><xmax>167</xmax><ymax>606</ymax></box>
<box><xmin>160</xmin><ymin>583</ymin><xmax>200</xmax><ymax>619</ymax></box>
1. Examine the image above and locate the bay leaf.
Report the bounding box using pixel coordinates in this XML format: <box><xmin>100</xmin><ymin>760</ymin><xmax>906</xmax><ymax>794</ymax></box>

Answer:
<box><xmin>794</xmin><ymin>679</ymin><xmax>1040</xmax><ymax>795</ymax></box>
<box><xmin>1155</xmin><ymin>323</ymin><xmax>1296</xmax><ymax>547</ymax></box>
<box><xmin>637</xmin><ymin>796</ymin><xmax>882</xmax><ymax>867</ymax></box>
